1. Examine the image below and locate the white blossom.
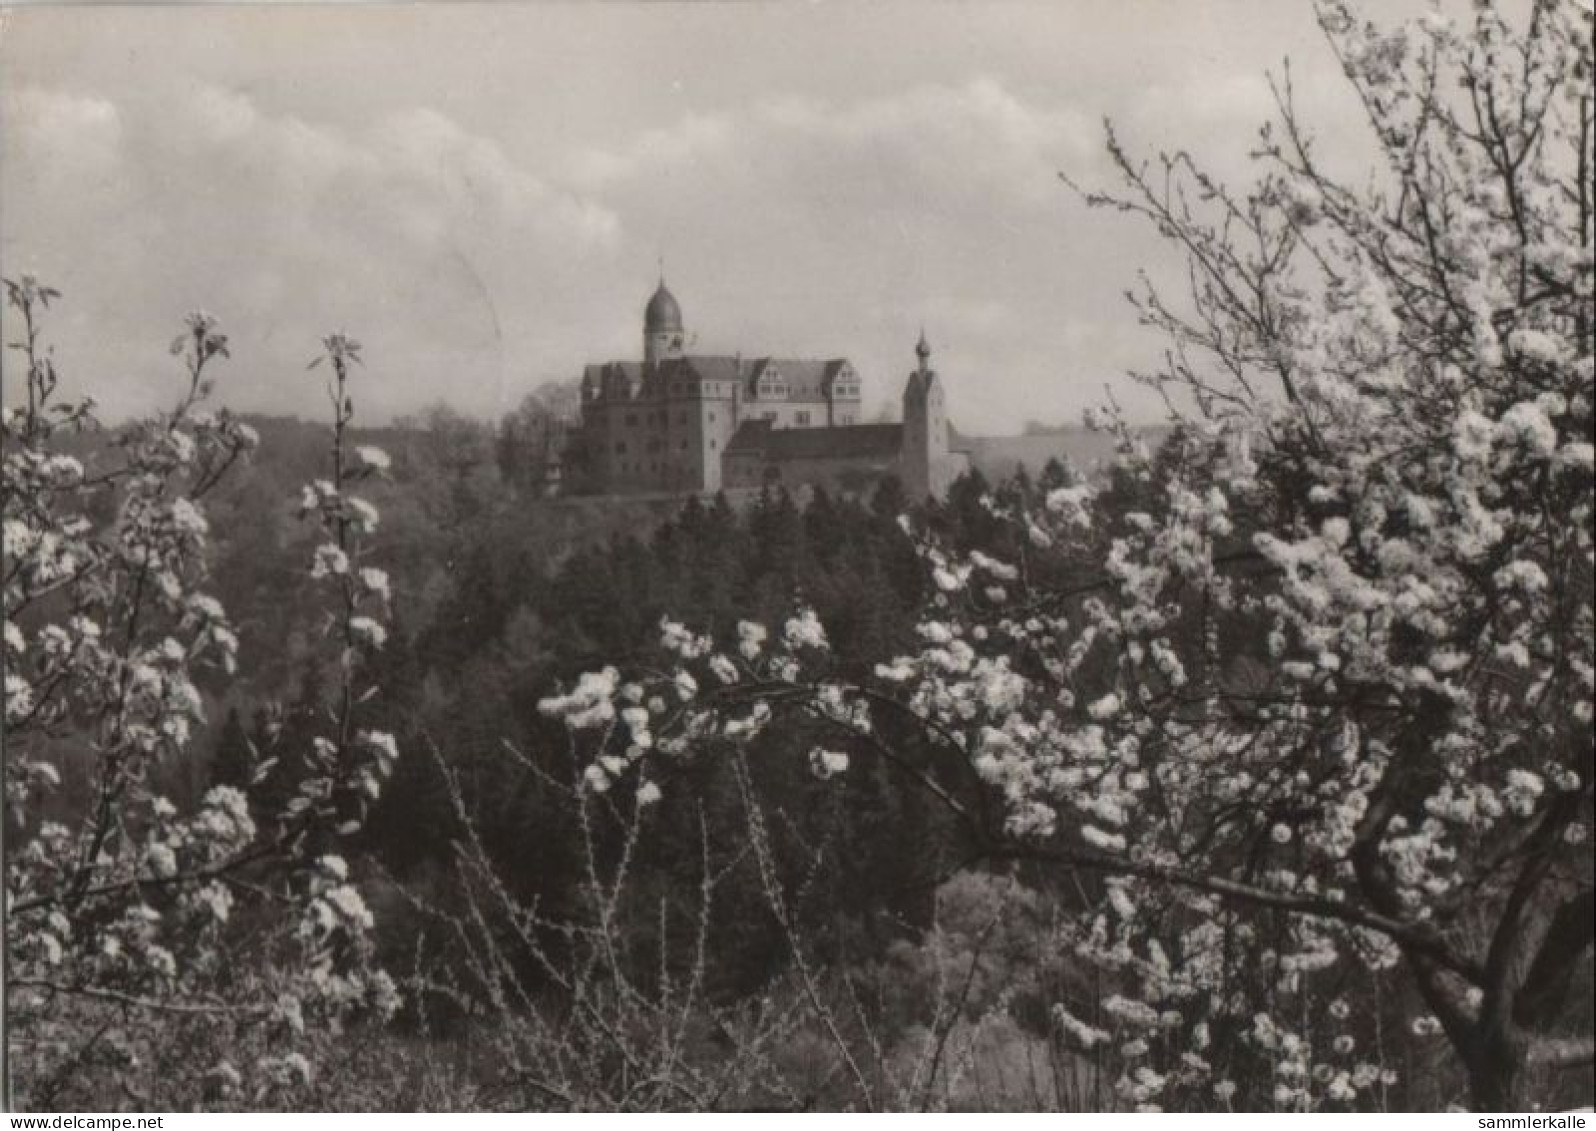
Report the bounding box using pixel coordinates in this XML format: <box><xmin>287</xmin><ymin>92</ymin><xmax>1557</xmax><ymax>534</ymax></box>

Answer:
<box><xmin>355</xmin><ymin>445</ymin><xmax>392</xmax><ymax>472</ymax></box>
<box><xmin>809</xmin><ymin>748</ymin><xmax>850</xmax><ymax>780</ymax></box>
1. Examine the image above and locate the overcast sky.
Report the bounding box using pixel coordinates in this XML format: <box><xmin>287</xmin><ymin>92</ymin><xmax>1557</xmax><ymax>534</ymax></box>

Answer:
<box><xmin>2</xmin><ymin>2</ymin><xmax>1418</xmax><ymax>433</ymax></box>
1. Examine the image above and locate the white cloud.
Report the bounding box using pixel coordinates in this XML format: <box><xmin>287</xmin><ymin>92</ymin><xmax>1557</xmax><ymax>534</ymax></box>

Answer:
<box><xmin>575</xmin><ymin>78</ymin><xmax>1097</xmax><ymax>216</ymax></box>
<box><xmin>372</xmin><ymin>107</ymin><xmax>621</xmax><ymax>252</ymax></box>
<box><xmin>3</xmin><ymin>80</ymin><xmax>626</xmax><ymax>421</ymax></box>
<box><xmin>7</xmin><ymin>87</ymin><xmax>123</xmax><ymax>186</ymax></box>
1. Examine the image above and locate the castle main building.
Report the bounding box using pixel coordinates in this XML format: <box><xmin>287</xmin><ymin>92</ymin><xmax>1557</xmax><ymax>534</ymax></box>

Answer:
<box><xmin>579</xmin><ymin>280</ymin><xmax>966</xmax><ymax>499</ymax></box>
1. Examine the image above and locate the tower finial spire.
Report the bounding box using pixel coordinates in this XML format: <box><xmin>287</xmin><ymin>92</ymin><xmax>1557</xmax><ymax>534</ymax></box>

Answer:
<box><xmin>658</xmin><ymin>255</ymin><xmax>665</xmax><ymax>285</ymax></box>
<box><xmin>915</xmin><ymin>326</ymin><xmax>931</xmax><ymax>371</ymax></box>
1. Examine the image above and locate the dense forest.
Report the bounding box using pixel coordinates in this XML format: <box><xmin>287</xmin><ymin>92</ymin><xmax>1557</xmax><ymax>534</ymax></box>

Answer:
<box><xmin>21</xmin><ymin>389</ymin><xmax>1166</xmax><ymax>1109</ymax></box>
<box><xmin>174</xmin><ymin>412</ymin><xmax>1114</xmax><ymax>1009</ymax></box>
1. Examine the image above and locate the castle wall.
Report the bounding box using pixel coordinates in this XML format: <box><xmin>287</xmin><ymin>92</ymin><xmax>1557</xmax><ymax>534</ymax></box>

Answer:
<box><xmin>591</xmin><ymin>379</ymin><xmax>951</xmax><ymax>501</ymax></box>
<box><xmin>586</xmin><ymin>401</ymin><xmax>622</xmax><ymax>492</ymax></box>
<box><xmin>741</xmin><ymin>397</ymin><xmax>859</xmax><ymax>430</ymax></box>
<box><xmin>735</xmin><ymin>452</ymin><xmax>902</xmax><ymax>497</ymax></box>
<box><xmin>931</xmin><ymin>452</ymin><xmax>966</xmax><ymax>498</ymax></box>
<box><xmin>685</xmin><ymin>384</ymin><xmax>738</xmax><ymax>493</ymax></box>
<box><xmin>723</xmin><ymin>451</ymin><xmax>766</xmax><ymax>490</ymax></box>
<box><xmin>588</xmin><ymin>382</ymin><xmax>741</xmax><ymax>494</ymax></box>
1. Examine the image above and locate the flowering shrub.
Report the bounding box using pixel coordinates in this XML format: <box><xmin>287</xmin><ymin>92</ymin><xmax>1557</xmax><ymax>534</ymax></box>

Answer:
<box><xmin>3</xmin><ymin>280</ymin><xmax>396</xmax><ymax>1108</ymax></box>
<box><xmin>539</xmin><ymin>3</ymin><xmax>1593</xmax><ymax>1111</ymax></box>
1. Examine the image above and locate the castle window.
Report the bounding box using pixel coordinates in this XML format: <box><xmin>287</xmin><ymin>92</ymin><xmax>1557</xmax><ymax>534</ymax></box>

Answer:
<box><xmin>795</xmin><ymin>411</ymin><xmax>811</xmax><ymax>425</ymax></box>
<box><xmin>615</xmin><ymin>441</ymin><xmax>627</xmax><ymax>454</ymax></box>
<box><xmin>710</xmin><ymin>440</ymin><xmax>717</xmax><ymax>450</ymax></box>
<box><xmin>680</xmin><ymin>440</ymin><xmax>689</xmax><ymax>450</ymax></box>
<box><xmin>709</xmin><ymin>412</ymin><xmax>716</xmax><ymax>423</ymax></box>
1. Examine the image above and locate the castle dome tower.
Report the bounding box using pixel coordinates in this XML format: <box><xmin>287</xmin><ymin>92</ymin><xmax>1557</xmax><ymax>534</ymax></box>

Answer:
<box><xmin>644</xmin><ymin>276</ymin><xmax>685</xmax><ymax>366</ymax></box>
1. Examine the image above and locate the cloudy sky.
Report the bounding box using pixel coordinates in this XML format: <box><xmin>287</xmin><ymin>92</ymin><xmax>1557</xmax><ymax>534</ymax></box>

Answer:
<box><xmin>2</xmin><ymin>2</ymin><xmax>1413</xmax><ymax>433</ymax></box>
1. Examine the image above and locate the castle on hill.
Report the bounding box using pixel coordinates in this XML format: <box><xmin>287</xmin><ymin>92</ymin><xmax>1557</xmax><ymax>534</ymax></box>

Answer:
<box><xmin>578</xmin><ymin>279</ymin><xmax>968</xmax><ymax>500</ymax></box>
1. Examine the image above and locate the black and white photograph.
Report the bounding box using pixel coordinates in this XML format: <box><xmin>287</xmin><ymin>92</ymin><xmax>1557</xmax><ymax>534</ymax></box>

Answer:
<box><xmin>1</xmin><ymin>0</ymin><xmax>1592</xmax><ymax>1115</ymax></box>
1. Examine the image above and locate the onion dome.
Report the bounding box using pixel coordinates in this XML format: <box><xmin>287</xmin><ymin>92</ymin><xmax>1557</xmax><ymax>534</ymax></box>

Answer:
<box><xmin>645</xmin><ymin>280</ymin><xmax>683</xmax><ymax>332</ymax></box>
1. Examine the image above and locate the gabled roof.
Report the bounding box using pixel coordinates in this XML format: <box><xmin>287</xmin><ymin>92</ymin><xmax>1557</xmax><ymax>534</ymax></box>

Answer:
<box><xmin>745</xmin><ymin>357</ymin><xmax>848</xmax><ymax>402</ymax></box>
<box><xmin>590</xmin><ymin>360</ymin><xmax>644</xmax><ymax>382</ymax></box>
<box><xmin>676</xmin><ymin>355</ymin><xmax>743</xmax><ymax>384</ymax></box>
<box><xmin>726</xmin><ymin>420</ymin><xmax>903</xmax><ymax>461</ymax></box>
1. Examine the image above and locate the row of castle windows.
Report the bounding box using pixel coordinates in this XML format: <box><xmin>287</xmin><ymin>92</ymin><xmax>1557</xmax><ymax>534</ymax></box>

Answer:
<box><xmin>604</xmin><ymin>380</ymin><xmax>857</xmax><ymax>401</ymax></box>
<box><xmin>595</xmin><ymin>381</ymin><xmax>732</xmax><ymax>400</ymax></box>
<box><xmin>615</xmin><ymin>407</ymin><xmax>830</xmax><ymax>428</ymax></box>
<box><xmin>617</xmin><ymin>461</ymin><xmax>691</xmax><ymax>476</ymax></box>
<box><xmin>751</xmin><ymin>410</ymin><xmax>813</xmax><ymax>425</ymax></box>
<box><xmin>623</xmin><ymin>410</ymin><xmax>719</xmax><ymax>427</ymax></box>
<box><xmin>615</xmin><ymin>438</ymin><xmax>718</xmax><ymax>454</ymax></box>
<box><xmin>752</xmin><ymin>381</ymin><xmax>859</xmax><ymax>400</ymax></box>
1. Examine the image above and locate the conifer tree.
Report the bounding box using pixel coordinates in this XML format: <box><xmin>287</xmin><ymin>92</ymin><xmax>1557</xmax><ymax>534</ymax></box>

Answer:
<box><xmin>209</xmin><ymin>705</ymin><xmax>254</xmax><ymax>791</ymax></box>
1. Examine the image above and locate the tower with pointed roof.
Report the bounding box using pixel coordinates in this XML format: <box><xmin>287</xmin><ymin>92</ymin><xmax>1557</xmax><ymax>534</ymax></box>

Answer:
<box><xmin>901</xmin><ymin>329</ymin><xmax>950</xmax><ymax>502</ymax></box>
